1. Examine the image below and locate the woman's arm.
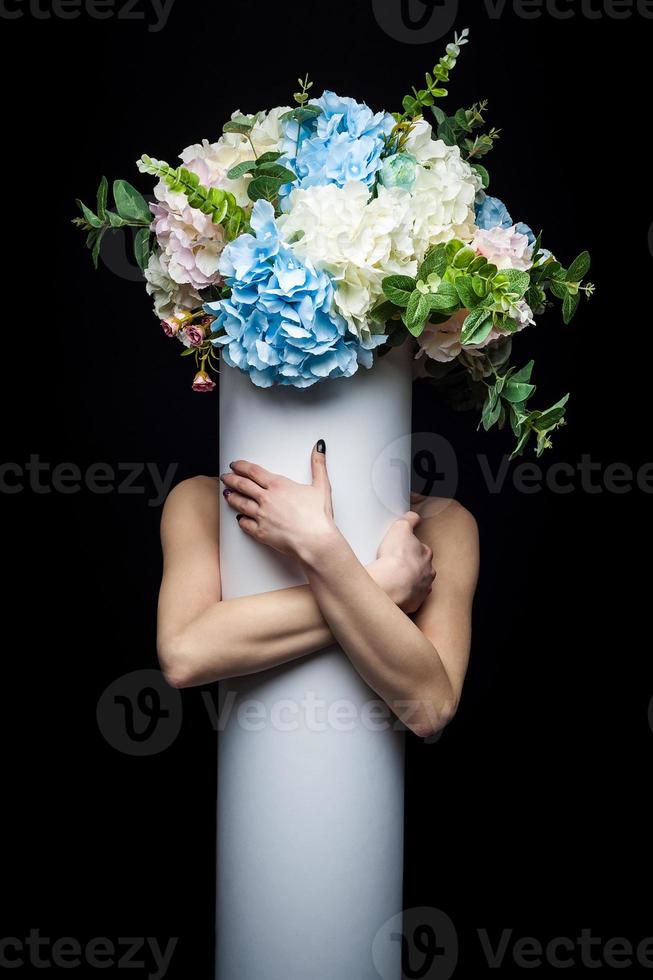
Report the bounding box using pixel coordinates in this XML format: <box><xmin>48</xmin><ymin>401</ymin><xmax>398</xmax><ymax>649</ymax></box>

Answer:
<box><xmin>156</xmin><ymin>476</ymin><xmax>432</xmax><ymax>688</ymax></box>
<box><xmin>222</xmin><ymin>446</ymin><xmax>479</xmax><ymax>737</ymax></box>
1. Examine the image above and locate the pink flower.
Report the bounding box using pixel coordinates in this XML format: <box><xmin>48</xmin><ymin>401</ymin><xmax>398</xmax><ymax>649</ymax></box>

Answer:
<box><xmin>192</xmin><ymin>370</ymin><xmax>216</xmax><ymax>393</ymax></box>
<box><xmin>161</xmin><ymin>317</ymin><xmax>182</xmax><ymax>337</ymax></box>
<box><xmin>471</xmin><ymin>225</ymin><xmax>533</xmax><ymax>271</ymax></box>
<box><xmin>182</xmin><ymin>324</ymin><xmax>206</xmax><ymax>347</ymax></box>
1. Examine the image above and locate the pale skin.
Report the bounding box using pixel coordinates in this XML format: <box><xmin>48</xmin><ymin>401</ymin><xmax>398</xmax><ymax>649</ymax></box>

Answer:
<box><xmin>157</xmin><ymin>443</ymin><xmax>479</xmax><ymax>738</ymax></box>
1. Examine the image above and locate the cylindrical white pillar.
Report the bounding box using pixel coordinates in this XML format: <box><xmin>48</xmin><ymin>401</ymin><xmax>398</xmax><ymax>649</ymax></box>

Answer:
<box><xmin>216</xmin><ymin>344</ymin><xmax>412</xmax><ymax>980</ymax></box>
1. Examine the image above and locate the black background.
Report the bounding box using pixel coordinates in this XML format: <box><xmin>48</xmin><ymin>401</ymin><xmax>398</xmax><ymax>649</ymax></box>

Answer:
<box><xmin>3</xmin><ymin>0</ymin><xmax>652</xmax><ymax>976</ymax></box>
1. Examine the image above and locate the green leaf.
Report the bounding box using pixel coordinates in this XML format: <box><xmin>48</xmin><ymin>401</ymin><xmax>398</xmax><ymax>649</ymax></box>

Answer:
<box><xmin>535</xmin><ymin>394</ymin><xmax>570</xmax><ymax>429</ymax></box>
<box><xmin>134</xmin><ymin>228</ymin><xmax>151</xmax><ymax>272</ymax></box>
<box><xmin>255</xmin><ymin>151</ymin><xmax>282</xmax><ymax>165</ymax></box>
<box><xmin>471</xmin><ymin>164</ymin><xmax>490</xmax><ymax>189</ymax></box>
<box><xmin>566</xmin><ymin>251</ymin><xmax>591</xmax><ymax>283</ymax></box>
<box><xmin>461</xmin><ymin>307</ymin><xmax>493</xmax><ymax>345</ymax></box>
<box><xmin>550</xmin><ymin>280</ymin><xmax>569</xmax><ymax>301</ymax></box>
<box><xmin>113</xmin><ymin>180</ymin><xmax>151</xmax><ymax>223</ymax></box>
<box><xmin>107</xmin><ymin>211</ymin><xmax>127</xmax><ymax>228</ymax></box>
<box><xmin>91</xmin><ymin>229</ymin><xmax>104</xmax><ymax>269</ymax></box>
<box><xmin>501</xmin><ymin>269</ymin><xmax>531</xmax><ymax>298</ymax></box>
<box><xmin>563</xmin><ymin>291</ymin><xmax>580</xmax><ymax>325</ymax></box>
<box><xmin>76</xmin><ymin>200</ymin><xmax>102</xmax><ymax>228</ymax></box>
<box><xmin>428</xmin><ymin>282</ymin><xmax>459</xmax><ymax>310</ymax></box>
<box><xmin>503</xmin><ymin>381</ymin><xmax>536</xmax><ymax>403</ymax></box>
<box><xmin>437</xmin><ymin>118</ymin><xmax>457</xmax><ymax>146</ymax></box>
<box><xmin>431</xmin><ymin>106</ymin><xmax>446</xmax><ymax>125</ymax></box>
<box><xmin>370</xmin><ymin>300</ymin><xmax>400</xmax><ymax>323</ymax></box>
<box><xmin>382</xmin><ymin>275</ymin><xmax>417</xmax><ymax>308</ymax></box>
<box><xmin>419</xmin><ymin>244</ymin><xmax>448</xmax><ymax>280</ymax></box>
<box><xmin>455</xmin><ymin>108</ymin><xmax>472</xmax><ymax>132</ymax></box>
<box><xmin>455</xmin><ymin>275</ymin><xmax>482</xmax><ymax>309</ymax></box>
<box><xmin>482</xmin><ymin>392</ymin><xmax>503</xmax><ymax>431</ymax></box>
<box><xmin>510</xmin><ymin>360</ymin><xmax>534</xmax><ymax>384</ymax></box>
<box><xmin>223</xmin><ymin>117</ymin><xmax>255</xmax><ymax>134</ymax></box>
<box><xmin>226</xmin><ymin>160</ymin><xmax>258</xmax><ymax>180</ymax></box>
<box><xmin>247</xmin><ymin>175</ymin><xmax>282</xmax><ymax>203</ymax></box>
<box><xmin>257</xmin><ymin>163</ymin><xmax>297</xmax><ymax>183</ymax></box>
<box><xmin>96</xmin><ymin>177</ymin><xmax>108</xmax><ymax>221</ymax></box>
<box><xmin>452</xmin><ymin>245</ymin><xmax>476</xmax><ymax>269</ymax></box>
<box><xmin>403</xmin><ymin>291</ymin><xmax>431</xmax><ymax>336</ymax></box>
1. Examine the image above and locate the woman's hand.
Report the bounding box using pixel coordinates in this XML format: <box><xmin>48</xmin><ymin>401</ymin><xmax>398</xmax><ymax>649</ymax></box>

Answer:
<box><xmin>220</xmin><ymin>441</ymin><xmax>338</xmax><ymax>563</ymax></box>
<box><xmin>371</xmin><ymin>512</ymin><xmax>436</xmax><ymax>614</ymax></box>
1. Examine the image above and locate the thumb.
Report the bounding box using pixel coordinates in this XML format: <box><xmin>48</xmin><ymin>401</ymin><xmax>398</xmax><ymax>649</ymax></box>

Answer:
<box><xmin>401</xmin><ymin>510</ymin><xmax>422</xmax><ymax>531</ymax></box>
<box><xmin>311</xmin><ymin>439</ymin><xmax>331</xmax><ymax>492</ymax></box>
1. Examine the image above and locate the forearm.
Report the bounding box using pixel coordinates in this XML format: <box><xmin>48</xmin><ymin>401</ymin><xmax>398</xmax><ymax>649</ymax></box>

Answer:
<box><xmin>301</xmin><ymin>531</ymin><xmax>456</xmax><ymax>736</ymax></box>
<box><xmin>158</xmin><ymin>558</ymin><xmax>394</xmax><ymax>688</ymax></box>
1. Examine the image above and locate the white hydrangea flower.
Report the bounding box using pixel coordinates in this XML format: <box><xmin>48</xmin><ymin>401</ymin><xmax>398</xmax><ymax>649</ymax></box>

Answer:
<box><xmin>278</xmin><ymin>181</ymin><xmax>418</xmax><ymax>341</ymax></box>
<box><xmin>407</xmin><ymin>149</ymin><xmax>478</xmax><ymax>259</ymax></box>
<box><xmin>144</xmin><ymin>250</ymin><xmax>203</xmax><ymax>320</ymax></box>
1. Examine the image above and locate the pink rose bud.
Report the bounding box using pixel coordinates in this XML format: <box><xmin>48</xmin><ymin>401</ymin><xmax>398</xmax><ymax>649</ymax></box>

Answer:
<box><xmin>184</xmin><ymin>324</ymin><xmax>206</xmax><ymax>347</ymax></box>
<box><xmin>161</xmin><ymin>317</ymin><xmax>182</xmax><ymax>337</ymax></box>
<box><xmin>192</xmin><ymin>370</ymin><xmax>216</xmax><ymax>393</ymax></box>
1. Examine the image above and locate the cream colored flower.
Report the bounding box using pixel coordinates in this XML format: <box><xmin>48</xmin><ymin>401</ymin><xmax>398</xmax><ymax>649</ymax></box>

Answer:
<box><xmin>278</xmin><ymin>181</ymin><xmax>417</xmax><ymax>341</ymax></box>
<box><xmin>144</xmin><ymin>251</ymin><xmax>203</xmax><ymax>320</ymax></box>
<box><xmin>178</xmin><ymin>106</ymin><xmax>290</xmax><ymax>207</ymax></box>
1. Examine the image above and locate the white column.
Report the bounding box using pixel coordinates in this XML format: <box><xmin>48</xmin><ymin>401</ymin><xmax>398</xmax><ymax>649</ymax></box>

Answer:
<box><xmin>216</xmin><ymin>344</ymin><xmax>412</xmax><ymax>980</ymax></box>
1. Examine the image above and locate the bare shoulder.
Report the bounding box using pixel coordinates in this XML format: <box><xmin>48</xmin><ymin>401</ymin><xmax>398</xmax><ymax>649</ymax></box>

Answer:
<box><xmin>410</xmin><ymin>495</ymin><xmax>479</xmax><ymax>588</ymax></box>
<box><xmin>161</xmin><ymin>475</ymin><xmax>220</xmax><ymax>538</ymax></box>
<box><xmin>410</xmin><ymin>494</ymin><xmax>478</xmax><ymax>540</ymax></box>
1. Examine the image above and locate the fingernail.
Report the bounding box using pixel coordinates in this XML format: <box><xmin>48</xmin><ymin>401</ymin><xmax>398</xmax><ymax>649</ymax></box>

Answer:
<box><xmin>236</xmin><ymin>514</ymin><xmax>244</xmax><ymax>522</ymax></box>
<box><xmin>316</xmin><ymin>439</ymin><xmax>326</xmax><ymax>454</ymax></box>
<box><xmin>223</xmin><ymin>489</ymin><xmax>232</xmax><ymax>498</ymax></box>
<box><xmin>229</xmin><ymin>462</ymin><xmax>236</xmax><ymax>469</ymax></box>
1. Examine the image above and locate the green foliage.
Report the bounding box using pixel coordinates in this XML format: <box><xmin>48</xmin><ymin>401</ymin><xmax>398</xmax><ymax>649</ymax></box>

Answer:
<box><xmin>480</xmin><ymin>359</ymin><xmax>570</xmax><ymax>456</ymax></box>
<box><xmin>137</xmin><ymin>156</ymin><xmax>248</xmax><ymax>239</ymax></box>
<box><xmin>529</xmin><ymin>244</ymin><xmax>595</xmax><ymax>325</ymax></box>
<box><xmin>386</xmin><ymin>29</ymin><xmax>469</xmax><ymax>154</ymax></box>
<box><xmin>73</xmin><ymin>176</ymin><xmax>153</xmax><ymax>270</ymax></box>
<box><xmin>431</xmin><ymin>100</ymin><xmax>501</xmax><ymax>161</ymax></box>
<box><xmin>399</xmin><ymin>28</ymin><xmax>469</xmax><ymax>118</ymax></box>
<box><xmin>225</xmin><ymin>142</ymin><xmax>298</xmax><ymax>207</ymax></box>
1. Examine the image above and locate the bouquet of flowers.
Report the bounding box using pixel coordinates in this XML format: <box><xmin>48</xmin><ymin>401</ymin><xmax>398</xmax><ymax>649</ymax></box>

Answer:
<box><xmin>74</xmin><ymin>29</ymin><xmax>593</xmax><ymax>456</ymax></box>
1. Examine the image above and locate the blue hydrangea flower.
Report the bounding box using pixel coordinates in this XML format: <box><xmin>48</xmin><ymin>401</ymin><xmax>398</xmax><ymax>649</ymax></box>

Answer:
<box><xmin>475</xmin><ymin>195</ymin><xmax>513</xmax><ymax>230</ymax></box>
<box><xmin>280</xmin><ymin>91</ymin><xmax>395</xmax><ymax>202</ymax></box>
<box><xmin>514</xmin><ymin>221</ymin><xmax>536</xmax><ymax>246</ymax></box>
<box><xmin>378</xmin><ymin>152</ymin><xmax>417</xmax><ymax>191</ymax></box>
<box><xmin>205</xmin><ymin>201</ymin><xmax>386</xmax><ymax>388</ymax></box>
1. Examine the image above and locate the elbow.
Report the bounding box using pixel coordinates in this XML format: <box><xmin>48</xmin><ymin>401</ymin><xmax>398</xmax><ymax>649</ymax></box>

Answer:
<box><xmin>406</xmin><ymin>694</ymin><xmax>459</xmax><ymax>740</ymax></box>
<box><xmin>157</xmin><ymin>635</ymin><xmax>199</xmax><ymax>690</ymax></box>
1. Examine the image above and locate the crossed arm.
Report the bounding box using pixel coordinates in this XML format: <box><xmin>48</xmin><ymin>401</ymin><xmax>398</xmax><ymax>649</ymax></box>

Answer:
<box><xmin>157</xmin><ymin>446</ymin><xmax>479</xmax><ymax>738</ymax></box>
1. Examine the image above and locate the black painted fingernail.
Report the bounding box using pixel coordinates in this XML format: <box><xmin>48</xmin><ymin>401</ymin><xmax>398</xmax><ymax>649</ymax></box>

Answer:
<box><xmin>223</xmin><ymin>489</ymin><xmax>232</xmax><ymax>498</ymax></box>
<box><xmin>229</xmin><ymin>461</ymin><xmax>236</xmax><ymax>469</ymax></box>
<box><xmin>316</xmin><ymin>439</ymin><xmax>326</xmax><ymax>454</ymax></box>
<box><xmin>236</xmin><ymin>514</ymin><xmax>244</xmax><ymax>522</ymax></box>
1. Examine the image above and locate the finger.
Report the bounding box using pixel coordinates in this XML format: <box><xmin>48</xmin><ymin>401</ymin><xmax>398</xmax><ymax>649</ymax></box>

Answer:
<box><xmin>235</xmin><ymin>515</ymin><xmax>259</xmax><ymax>538</ymax></box>
<box><xmin>310</xmin><ymin>439</ymin><xmax>331</xmax><ymax>492</ymax></box>
<box><xmin>221</xmin><ymin>473</ymin><xmax>265</xmax><ymax>503</ymax></box>
<box><xmin>229</xmin><ymin>459</ymin><xmax>275</xmax><ymax>489</ymax></box>
<box><xmin>223</xmin><ymin>490</ymin><xmax>259</xmax><ymax>518</ymax></box>
<box><xmin>400</xmin><ymin>511</ymin><xmax>422</xmax><ymax>531</ymax></box>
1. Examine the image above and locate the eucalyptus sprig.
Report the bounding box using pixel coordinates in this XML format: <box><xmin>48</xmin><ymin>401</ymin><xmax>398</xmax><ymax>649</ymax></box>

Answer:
<box><xmin>480</xmin><ymin>360</ymin><xmax>570</xmax><ymax>457</ymax></box>
<box><xmin>432</xmin><ymin>100</ymin><xmax>501</xmax><ymax>164</ymax></box>
<box><xmin>137</xmin><ymin>155</ymin><xmax>248</xmax><ymax>239</ymax></box>
<box><xmin>529</xmin><ymin>243</ymin><xmax>594</xmax><ymax>325</ymax></box>
<box><xmin>386</xmin><ymin>28</ymin><xmax>469</xmax><ymax>155</ymax></box>
<box><xmin>73</xmin><ymin>177</ymin><xmax>153</xmax><ymax>270</ymax></box>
